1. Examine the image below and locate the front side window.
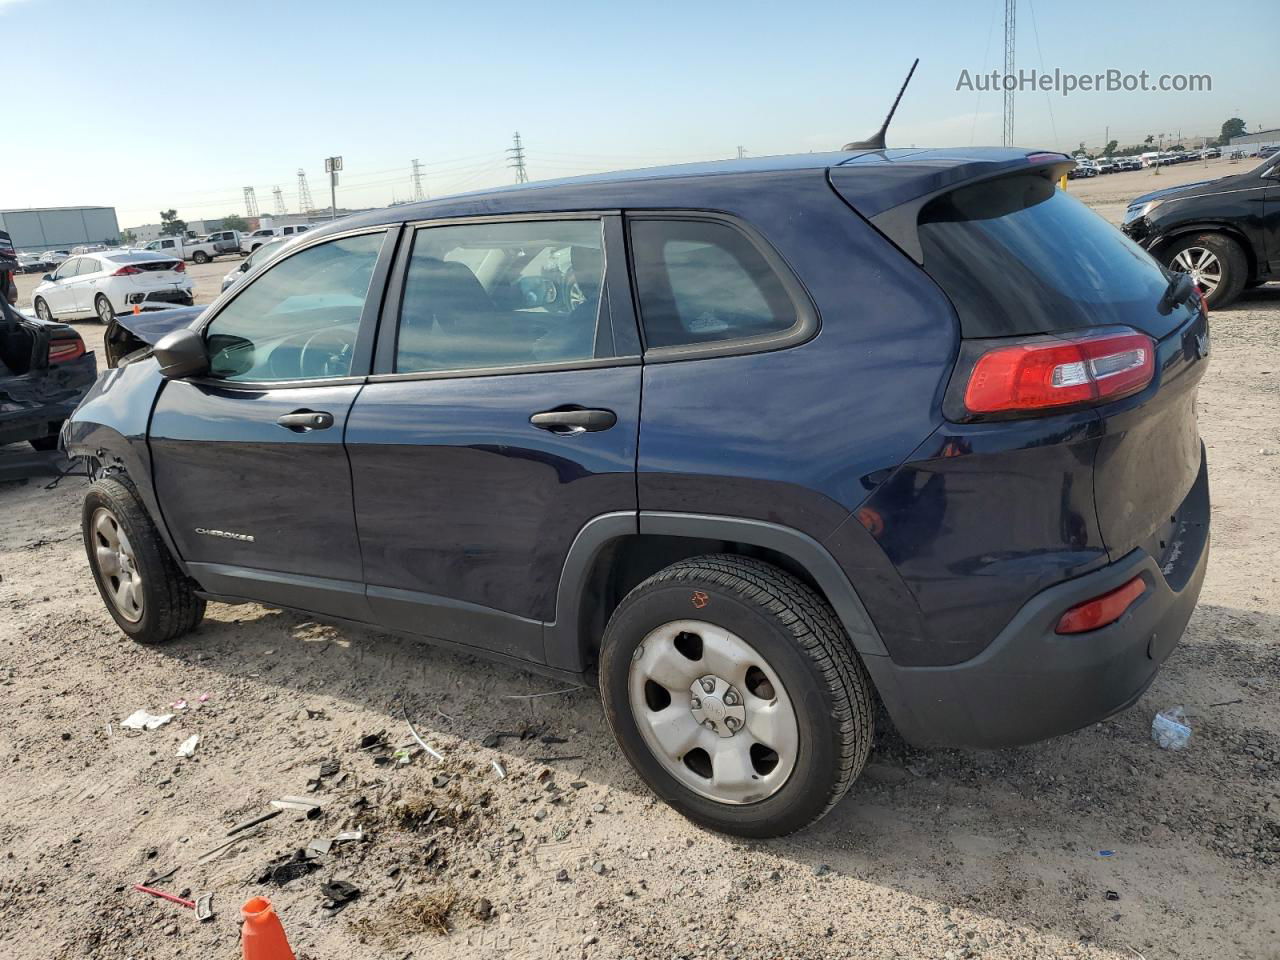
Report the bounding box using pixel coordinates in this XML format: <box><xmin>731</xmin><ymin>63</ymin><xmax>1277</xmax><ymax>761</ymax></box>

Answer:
<box><xmin>628</xmin><ymin>219</ymin><xmax>798</xmax><ymax>350</ymax></box>
<box><xmin>54</xmin><ymin>258</ymin><xmax>80</xmax><ymax>280</ymax></box>
<box><xmin>395</xmin><ymin>219</ymin><xmax>605</xmax><ymax>373</ymax></box>
<box><xmin>203</xmin><ymin>231</ymin><xmax>386</xmax><ymax>382</ymax></box>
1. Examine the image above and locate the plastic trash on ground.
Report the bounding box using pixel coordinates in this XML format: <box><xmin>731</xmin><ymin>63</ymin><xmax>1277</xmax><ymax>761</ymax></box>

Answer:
<box><xmin>176</xmin><ymin>734</ymin><xmax>200</xmax><ymax>757</ymax></box>
<box><xmin>121</xmin><ymin>710</ymin><xmax>174</xmax><ymax>731</ymax></box>
<box><xmin>1152</xmin><ymin>705</ymin><xmax>1192</xmax><ymax>750</ymax></box>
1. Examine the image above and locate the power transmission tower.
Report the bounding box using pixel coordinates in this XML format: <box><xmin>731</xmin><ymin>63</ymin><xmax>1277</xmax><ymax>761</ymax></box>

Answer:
<box><xmin>1002</xmin><ymin>0</ymin><xmax>1016</xmax><ymax>147</ymax></box>
<box><xmin>296</xmin><ymin>168</ymin><xmax>314</xmax><ymax>214</ymax></box>
<box><xmin>272</xmin><ymin>186</ymin><xmax>287</xmax><ymax>216</ymax></box>
<box><xmin>507</xmin><ymin>132</ymin><xmax>528</xmax><ymax>183</ymax></box>
<box><xmin>411</xmin><ymin>159</ymin><xmax>426</xmax><ymax>201</ymax></box>
<box><xmin>736</xmin><ymin>145</ymin><xmax>747</xmax><ymax>159</ymax></box>
<box><xmin>243</xmin><ymin>186</ymin><xmax>259</xmax><ymax>218</ymax></box>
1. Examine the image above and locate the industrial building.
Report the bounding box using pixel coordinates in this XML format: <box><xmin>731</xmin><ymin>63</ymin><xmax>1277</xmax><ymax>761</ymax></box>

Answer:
<box><xmin>1230</xmin><ymin>128</ymin><xmax>1280</xmax><ymax>150</ymax></box>
<box><xmin>0</xmin><ymin>206</ymin><xmax>119</xmax><ymax>252</ymax></box>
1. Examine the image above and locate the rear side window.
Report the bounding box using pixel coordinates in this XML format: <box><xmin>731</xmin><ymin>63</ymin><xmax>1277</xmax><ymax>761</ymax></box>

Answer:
<box><xmin>918</xmin><ymin>174</ymin><xmax>1172</xmax><ymax>338</ymax></box>
<box><xmin>629</xmin><ymin>219</ymin><xmax>798</xmax><ymax>350</ymax></box>
<box><xmin>394</xmin><ymin>219</ymin><xmax>605</xmax><ymax>374</ymax></box>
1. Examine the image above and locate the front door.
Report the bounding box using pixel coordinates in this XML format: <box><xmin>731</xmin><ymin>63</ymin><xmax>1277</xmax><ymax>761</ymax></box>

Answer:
<box><xmin>345</xmin><ymin>216</ymin><xmax>641</xmax><ymax>662</ymax></box>
<box><xmin>44</xmin><ymin>257</ymin><xmax>81</xmax><ymax>315</ymax></box>
<box><xmin>148</xmin><ymin>227</ymin><xmax>395</xmax><ymax>619</ymax></box>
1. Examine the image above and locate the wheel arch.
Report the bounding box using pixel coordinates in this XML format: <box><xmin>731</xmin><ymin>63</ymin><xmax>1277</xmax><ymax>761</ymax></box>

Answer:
<box><xmin>544</xmin><ymin>511</ymin><xmax>887</xmax><ymax>673</ymax></box>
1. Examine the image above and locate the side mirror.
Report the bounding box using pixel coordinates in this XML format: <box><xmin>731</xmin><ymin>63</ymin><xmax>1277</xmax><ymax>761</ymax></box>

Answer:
<box><xmin>42</xmin><ymin>273</ymin><xmax>53</xmax><ymax>282</ymax></box>
<box><xmin>153</xmin><ymin>328</ymin><xmax>210</xmax><ymax>380</ymax></box>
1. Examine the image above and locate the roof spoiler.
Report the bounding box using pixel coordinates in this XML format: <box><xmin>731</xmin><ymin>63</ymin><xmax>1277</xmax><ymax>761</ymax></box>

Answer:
<box><xmin>842</xmin><ymin>59</ymin><xmax>918</xmax><ymax>152</ymax></box>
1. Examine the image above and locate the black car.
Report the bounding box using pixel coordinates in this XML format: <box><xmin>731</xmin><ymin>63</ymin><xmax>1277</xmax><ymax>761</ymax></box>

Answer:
<box><xmin>64</xmin><ymin>148</ymin><xmax>1210</xmax><ymax>837</ymax></box>
<box><xmin>1122</xmin><ymin>154</ymin><xmax>1280</xmax><ymax>307</ymax></box>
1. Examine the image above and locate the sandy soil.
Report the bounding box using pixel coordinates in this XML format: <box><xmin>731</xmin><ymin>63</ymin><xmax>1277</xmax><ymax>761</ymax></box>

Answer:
<box><xmin>2</xmin><ymin>217</ymin><xmax>1278</xmax><ymax>959</ymax></box>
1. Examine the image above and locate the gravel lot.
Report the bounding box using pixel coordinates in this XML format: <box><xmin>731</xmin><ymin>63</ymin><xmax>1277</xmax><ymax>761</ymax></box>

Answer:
<box><xmin>2</xmin><ymin>193</ymin><xmax>1277</xmax><ymax>959</ymax></box>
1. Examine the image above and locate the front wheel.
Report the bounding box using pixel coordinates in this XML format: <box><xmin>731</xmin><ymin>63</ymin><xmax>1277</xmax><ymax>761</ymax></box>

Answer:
<box><xmin>599</xmin><ymin>555</ymin><xmax>874</xmax><ymax>837</ymax></box>
<box><xmin>34</xmin><ymin>297</ymin><xmax>53</xmax><ymax>321</ymax></box>
<box><xmin>94</xmin><ymin>294</ymin><xmax>116</xmax><ymax>324</ymax></box>
<box><xmin>1164</xmin><ymin>233</ymin><xmax>1248</xmax><ymax>309</ymax></box>
<box><xmin>83</xmin><ymin>476</ymin><xmax>205</xmax><ymax>643</ymax></box>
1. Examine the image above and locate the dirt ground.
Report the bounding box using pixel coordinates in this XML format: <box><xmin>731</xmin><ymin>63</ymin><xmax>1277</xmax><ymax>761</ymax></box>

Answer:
<box><xmin>2</xmin><ymin>193</ymin><xmax>1278</xmax><ymax>960</ymax></box>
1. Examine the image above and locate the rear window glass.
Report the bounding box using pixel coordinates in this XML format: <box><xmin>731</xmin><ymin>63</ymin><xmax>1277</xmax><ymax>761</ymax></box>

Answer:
<box><xmin>918</xmin><ymin>174</ymin><xmax>1171</xmax><ymax>338</ymax></box>
<box><xmin>629</xmin><ymin>219</ymin><xmax>798</xmax><ymax>350</ymax></box>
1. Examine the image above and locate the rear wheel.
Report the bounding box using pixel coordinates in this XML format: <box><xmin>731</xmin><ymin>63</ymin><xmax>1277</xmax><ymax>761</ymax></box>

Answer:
<box><xmin>34</xmin><ymin>297</ymin><xmax>52</xmax><ymax>321</ymax></box>
<box><xmin>94</xmin><ymin>294</ymin><xmax>116</xmax><ymax>324</ymax></box>
<box><xmin>192</xmin><ymin>251</ymin><xmax>210</xmax><ymax>264</ymax></box>
<box><xmin>599</xmin><ymin>555</ymin><xmax>874</xmax><ymax>837</ymax></box>
<box><xmin>82</xmin><ymin>476</ymin><xmax>205</xmax><ymax>643</ymax></box>
<box><xmin>1164</xmin><ymin>233</ymin><xmax>1248</xmax><ymax>309</ymax></box>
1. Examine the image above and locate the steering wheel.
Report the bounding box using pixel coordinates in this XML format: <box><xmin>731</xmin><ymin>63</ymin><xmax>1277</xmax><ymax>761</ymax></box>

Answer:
<box><xmin>298</xmin><ymin>329</ymin><xmax>352</xmax><ymax>378</ymax></box>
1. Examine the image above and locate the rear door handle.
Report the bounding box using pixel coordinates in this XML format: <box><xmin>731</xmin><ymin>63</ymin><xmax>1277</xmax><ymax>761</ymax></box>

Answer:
<box><xmin>529</xmin><ymin>407</ymin><xmax>617</xmax><ymax>435</ymax></box>
<box><xmin>276</xmin><ymin>410</ymin><xmax>334</xmax><ymax>432</ymax></box>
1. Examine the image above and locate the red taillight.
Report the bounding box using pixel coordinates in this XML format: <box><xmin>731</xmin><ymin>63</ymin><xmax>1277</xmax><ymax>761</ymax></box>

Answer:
<box><xmin>173</xmin><ymin>260</ymin><xmax>185</xmax><ymax>273</ymax></box>
<box><xmin>113</xmin><ymin>265</ymin><xmax>142</xmax><ymax>276</ymax></box>
<box><xmin>1055</xmin><ymin>575</ymin><xmax>1146</xmax><ymax>634</ymax></box>
<box><xmin>963</xmin><ymin>331</ymin><xmax>1155</xmax><ymax>415</ymax></box>
<box><xmin>48</xmin><ymin>337</ymin><xmax>86</xmax><ymax>364</ymax></box>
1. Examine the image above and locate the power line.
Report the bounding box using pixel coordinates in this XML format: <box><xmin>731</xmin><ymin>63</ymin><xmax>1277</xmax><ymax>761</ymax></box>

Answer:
<box><xmin>243</xmin><ymin>187</ymin><xmax>259</xmax><ymax>218</ymax></box>
<box><xmin>507</xmin><ymin>132</ymin><xmax>528</xmax><ymax>184</ymax></box>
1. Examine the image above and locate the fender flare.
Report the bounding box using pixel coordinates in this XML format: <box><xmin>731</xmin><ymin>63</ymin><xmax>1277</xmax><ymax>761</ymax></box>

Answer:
<box><xmin>543</xmin><ymin>510</ymin><xmax>888</xmax><ymax>672</ymax></box>
<box><xmin>1149</xmin><ymin>222</ymin><xmax>1259</xmax><ymax>273</ymax></box>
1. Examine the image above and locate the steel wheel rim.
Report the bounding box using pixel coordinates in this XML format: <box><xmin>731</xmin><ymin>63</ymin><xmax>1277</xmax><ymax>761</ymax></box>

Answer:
<box><xmin>91</xmin><ymin>507</ymin><xmax>143</xmax><ymax>622</ymax></box>
<box><xmin>1171</xmin><ymin>246</ymin><xmax>1222</xmax><ymax>294</ymax></box>
<box><xmin>627</xmin><ymin>619</ymin><xmax>799</xmax><ymax>805</ymax></box>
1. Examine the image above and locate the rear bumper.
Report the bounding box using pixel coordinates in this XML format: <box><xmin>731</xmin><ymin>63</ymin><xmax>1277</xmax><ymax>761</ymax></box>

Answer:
<box><xmin>866</xmin><ymin>450</ymin><xmax>1209</xmax><ymax>749</ymax></box>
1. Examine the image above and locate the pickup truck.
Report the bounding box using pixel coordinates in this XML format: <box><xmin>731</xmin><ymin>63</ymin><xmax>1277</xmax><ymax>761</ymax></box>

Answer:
<box><xmin>241</xmin><ymin>223</ymin><xmax>312</xmax><ymax>253</ymax></box>
<box><xmin>141</xmin><ymin>231</ymin><xmax>241</xmax><ymax>264</ymax></box>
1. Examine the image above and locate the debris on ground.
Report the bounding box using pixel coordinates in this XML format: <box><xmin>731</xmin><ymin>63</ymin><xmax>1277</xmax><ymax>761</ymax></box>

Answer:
<box><xmin>1152</xmin><ymin>705</ymin><xmax>1192</xmax><ymax>750</ymax></box>
<box><xmin>175</xmin><ymin>734</ymin><xmax>200</xmax><ymax>758</ymax></box>
<box><xmin>227</xmin><ymin>810</ymin><xmax>281</xmax><ymax>836</ymax></box>
<box><xmin>121</xmin><ymin>710</ymin><xmax>173</xmax><ymax>731</ymax></box>
<box><xmin>270</xmin><ymin>796</ymin><xmax>323</xmax><ymax>816</ymax></box>
<box><xmin>259</xmin><ymin>849</ymin><xmax>321</xmax><ymax>885</ymax></box>
<box><xmin>386</xmin><ymin>888</ymin><xmax>458</xmax><ymax>936</ymax></box>
<box><xmin>320</xmin><ymin>879</ymin><xmax>361</xmax><ymax>911</ymax></box>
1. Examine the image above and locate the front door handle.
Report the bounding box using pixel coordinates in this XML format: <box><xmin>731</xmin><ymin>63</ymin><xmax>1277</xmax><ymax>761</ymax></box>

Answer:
<box><xmin>529</xmin><ymin>407</ymin><xmax>617</xmax><ymax>435</ymax></box>
<box><xmin>277</xmin><ymin>410</ymin><xmax>334</xmax><ymax>432</ymax></box>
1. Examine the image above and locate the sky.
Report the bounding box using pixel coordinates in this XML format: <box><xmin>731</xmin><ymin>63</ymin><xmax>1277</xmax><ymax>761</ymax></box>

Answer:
<box><xmin>4</xmin><ymin>0</ymin><xmax>1276</xmax><ymax>228</ymax></box>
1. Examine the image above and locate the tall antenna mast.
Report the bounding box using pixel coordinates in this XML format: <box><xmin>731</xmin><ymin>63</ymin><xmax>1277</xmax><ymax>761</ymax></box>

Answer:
<box><xmin>243</xmin><ymin>186</ymin><xmax>259</xmax><ymax>218</ymax></box>
<box><xmin>296</xmin><ymin>168</ymin><xmax>314</xmax><ymax>213</ymax></box>
<box><xmin>842</xmin><ymin>58</ymin><xmax>919</xmax><ymax>151</ymax></box>
<box><xmin>507</xmin><ymin>132</ymin><xmax>529</xmax><ymax>183</ymax></box>
<box><xmin>1002</xmin><ymin>0</ymin><xmax>1016</xmax><ymax>146</ymax></box>
<box><xmin>272</xmin><ymin>186</ymin><xmax>287</xmax><ymax>216</ymax></box>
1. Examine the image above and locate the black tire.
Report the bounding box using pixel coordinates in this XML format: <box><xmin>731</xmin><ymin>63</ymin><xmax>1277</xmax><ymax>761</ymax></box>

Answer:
<box><xmin>94</xmin><ymin>294</ymin><xmax>116</xmax><ymax>324</ymax></box>
<box><xmin>599</xmin><ymin>554</ymin><xmax>874</xmax><ymax>837</ymax></box>
<box><xmin>1163</xmin><ymin>232</ymin><xmax>1248</xmax><ymax>309</ymax></box>
<box><xmin>193</xmin><ymin>251</ymin><xmax>210</xmax><ymax>264</ymax></box>
<box><xmin>82</xmin><ymin>476</ymin><xmax>205</xmax><ymax>644</ymax></box>
<box><xmin>34</xmin><ymin>297</ymin><xmax>53</xmax><ymax>322</ymax></box>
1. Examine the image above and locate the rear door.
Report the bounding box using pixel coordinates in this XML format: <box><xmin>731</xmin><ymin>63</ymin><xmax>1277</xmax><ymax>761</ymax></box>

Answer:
<box><xmin>148</xmin><ymin>227</ymin><xmax>396</xmax><ymax>618</ymax></box>
<box><xmin>345</xmin><ymin>215</ymin><xmax>641</xmax><ymax>662</ymax></box>
<box><xmin>71</xmin><ymin>256</ymin><xmax>105</xmax><ymax>313</ymax></box>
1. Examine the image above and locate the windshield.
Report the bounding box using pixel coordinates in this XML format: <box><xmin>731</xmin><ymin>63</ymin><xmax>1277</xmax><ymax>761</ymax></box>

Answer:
<box><xmin>918</xmin><ymin>174</ymin><xmax>1182</xmax><ymax>339</ymax></box>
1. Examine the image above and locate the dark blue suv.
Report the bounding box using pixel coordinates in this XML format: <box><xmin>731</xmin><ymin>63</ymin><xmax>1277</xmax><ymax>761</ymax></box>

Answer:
<box><xmin>65</xmin><ymin>148</ymin><xmax>1210</xmax><ymax>836</ymax></box>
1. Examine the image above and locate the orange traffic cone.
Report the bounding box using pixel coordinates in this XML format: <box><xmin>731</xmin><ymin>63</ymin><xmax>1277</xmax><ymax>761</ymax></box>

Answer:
<box><xmin>132</xmin><ymin>304</ymin><xmax>141</xmax><ymax>315</ymax></box>
<box><xmin>241</xmin><ymin>897</ymin><xmax>296</xmax><ymax>960</ymax></box>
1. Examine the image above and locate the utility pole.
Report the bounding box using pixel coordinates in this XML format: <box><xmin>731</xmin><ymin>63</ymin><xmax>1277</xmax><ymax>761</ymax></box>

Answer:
<box><xmin>1002</xmin><ymin>0</ymin><xmax>1016</xmax><ymax>147</ymax></box>
<box><xmin>243</xmin><ymin>187</ymin><xmax>259</xmax><ymax>218</ymax></box>
<box><xmin>272</xmin><ymin>186</ymin><xmax>287</xmax><ymax>216</ymax></box>
<box><xmin>296</xmin><ymin>169</ymin><xmax>314</xmax><ymax>214</ymax></box>
<box><xmin>507</xmin><ymin>132</ymin><xmax>529</xmax><ymax>184</ymax></box>
<box><xmin>411</xmin><ymin>158</ymin><xmax>425</xmax><ymax>201</ymax></box>
<box><xmin>325</xmin><ymin>156</ymin><xmax>343</xmax><ymax>220</ymax></box>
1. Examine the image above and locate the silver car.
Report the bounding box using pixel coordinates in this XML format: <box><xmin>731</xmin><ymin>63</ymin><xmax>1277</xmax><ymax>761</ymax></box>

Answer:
<box><xmin>220</xmin><ymin>236</ymin><xmax>290</xmax><ymax>292</ymax></box>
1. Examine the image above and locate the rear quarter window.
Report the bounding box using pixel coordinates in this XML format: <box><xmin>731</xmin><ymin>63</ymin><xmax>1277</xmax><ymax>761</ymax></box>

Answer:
<box><xmin>628</xmin><ymin>218</ymin><xmax>805</xmax><ymax>352</ymax></box>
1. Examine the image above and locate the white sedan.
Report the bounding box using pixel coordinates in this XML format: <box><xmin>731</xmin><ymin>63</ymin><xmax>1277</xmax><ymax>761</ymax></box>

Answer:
<box><xmin>33</xmin><ymin>251</ymin><xmax>194</xmax><ymax>323</ymax></box>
